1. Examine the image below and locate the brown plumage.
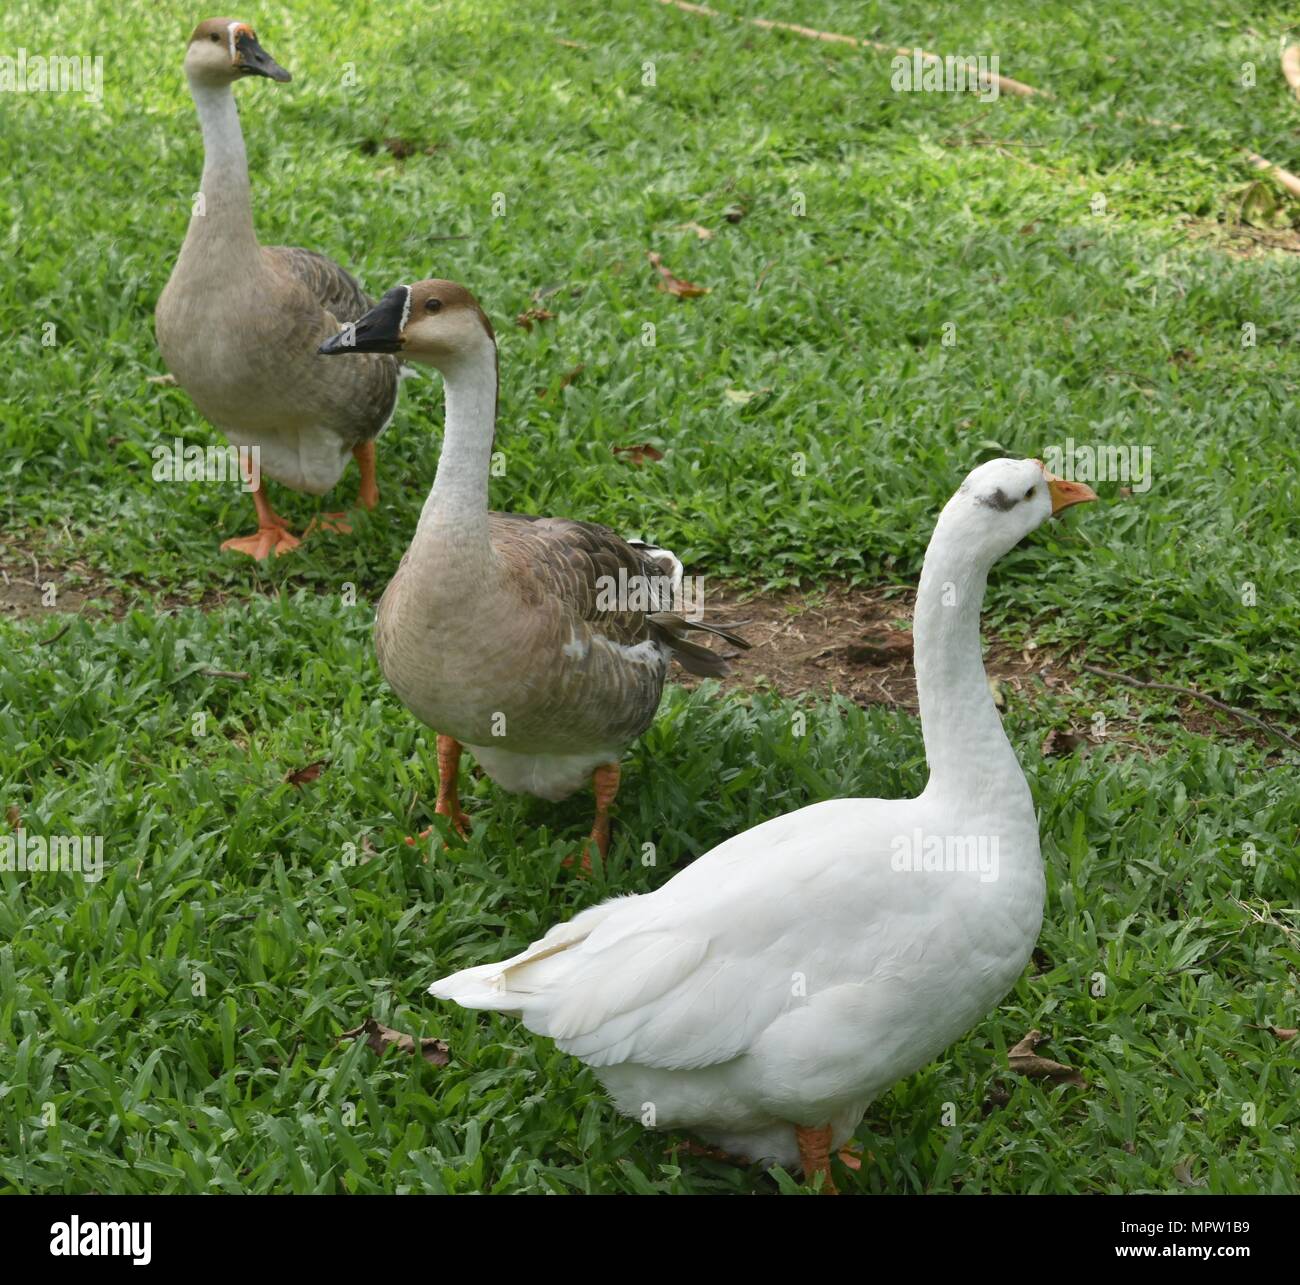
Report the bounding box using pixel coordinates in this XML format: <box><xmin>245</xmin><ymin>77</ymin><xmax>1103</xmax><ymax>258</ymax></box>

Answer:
<box><xmin>155</xmin><ymin>19</ymin><xmax>398</xmax><ymax>556</ymax></box>
<box><xmin>320</xmin><ymin>277</ymin><xmax>748</xmax><ymax>855</ymax></box>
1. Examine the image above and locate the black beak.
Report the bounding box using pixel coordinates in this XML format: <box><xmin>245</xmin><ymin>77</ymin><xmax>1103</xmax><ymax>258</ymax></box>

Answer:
<box><xmin>235</xmin><ymin>30</ymin><xmax>291</xmax><ymax>82</ymax></box>
<box><xmin>318</xmin><ymin>287</ymin><xmax>409</xmax><ymax>355</ymax></box>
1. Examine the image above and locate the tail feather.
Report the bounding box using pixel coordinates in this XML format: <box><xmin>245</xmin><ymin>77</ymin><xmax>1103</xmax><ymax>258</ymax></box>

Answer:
<box><xmin>647</xmin><ymin>611</ymin><xmax>752</xmax><ymax>678</ymax></box>
<box><xmin>429</xmin><ymin>899</ymin><xmax>625</xmax><ymax>1010</ymax></box>
<box><xmin>624</xmin><ymin>537</ymin><xmax>751</xmax><ymax>677</ymax></box>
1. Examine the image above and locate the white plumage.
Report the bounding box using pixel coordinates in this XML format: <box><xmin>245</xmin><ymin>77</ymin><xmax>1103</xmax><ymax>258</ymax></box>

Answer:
<box><xmin>430</xmin><ymin>459</ymin><xmax>1097</xmax><ymax>1182</ymax></box>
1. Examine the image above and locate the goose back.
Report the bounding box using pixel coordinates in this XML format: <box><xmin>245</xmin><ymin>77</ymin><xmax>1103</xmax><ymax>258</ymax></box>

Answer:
<box><xmin>375</xmin><ymin>513</ymin><xmax>712</xmax><ymax>760</ymax></box>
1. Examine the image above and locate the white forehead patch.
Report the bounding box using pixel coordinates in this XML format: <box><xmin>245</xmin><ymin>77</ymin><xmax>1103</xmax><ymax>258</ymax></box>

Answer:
<box><xmin>227</xmin><ymin>22</ymin><xmax>238</xmax><ymax>60</ymax></box>
<box><xmin>399</xmin><ymin>286</ymin><xmax>412</xmax><ymax>332</ymax></box>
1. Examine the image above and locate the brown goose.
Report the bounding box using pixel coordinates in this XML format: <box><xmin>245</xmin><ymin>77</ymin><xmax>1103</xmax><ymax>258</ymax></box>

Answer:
<box><xmin>318</xmin><ymin>279</ymin><xmax>747</xmax><ymax>862</ymax></box>
<box><xmin>155</xmin><ymin>19</ymin><xmax>398</xmax><ymax>559</ymax></box>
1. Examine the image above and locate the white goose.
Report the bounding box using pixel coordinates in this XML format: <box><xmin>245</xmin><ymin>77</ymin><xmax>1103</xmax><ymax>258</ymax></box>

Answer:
<box><xmin>318</xmin><ymin>279</ymin><xmax>747</xmax><ymax>859</ymax></box>
<box><xmin>155</xmin><ymin>18</ymin><xmax>399</xmax><ymax>559</ymax></box>
<box><xmin>429</xmin><ymin>458</ymin><xmax>1096</xmax><ymax>1190</ymax></box>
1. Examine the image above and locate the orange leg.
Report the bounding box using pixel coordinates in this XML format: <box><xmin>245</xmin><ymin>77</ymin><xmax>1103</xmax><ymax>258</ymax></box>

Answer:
<box><xmin>353</xmin><ymin>440</ymin><xmax>379</xmax><ymax>510</ymax></box>
<box><xmin>220</xmin><ymin>482</ymin><xmax>301</xmax><ymax>560</ymax></box>
<box><xmin>405</xmin><ymin>734</ymin><xmax>472</xmax><ymax>845</ymax></box>
<box><xmin>306</xmin><ymin>441</ymin><xmax>379</xmax><ymax>536</ymax></box>
<box><xmin>795</xmin><ymin>1124</ymin><xmax>838</xmax><ymax>1195</ymax></box>
<box><xmin>585</xmin><ymin>762</ymin><xmax>621</xmax><ymax>869</ymax></box>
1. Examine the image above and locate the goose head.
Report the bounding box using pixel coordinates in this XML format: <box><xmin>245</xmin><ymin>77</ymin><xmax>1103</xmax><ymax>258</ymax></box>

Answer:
<box><xmin>184</xmin><ymin>18</ymin><xmax>291</xmax><ymax>87</ymax></box>
<box><xmin>940</xmin><ymin>457</ymin><xmax>1097</xmax><ymax>564</ymax></box>
<box><xmin>318</xmin><ymin>280</ymin><xmax>497</xmax><ymax>372</ymax></box>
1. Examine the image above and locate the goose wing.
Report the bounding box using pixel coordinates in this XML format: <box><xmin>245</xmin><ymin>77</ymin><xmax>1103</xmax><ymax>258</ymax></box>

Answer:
<box><xmin>493</xmin><ymin>514</ymin><xmax>668</xmax><ymax>646</ymax></box>
<box><xmin>263</xmin><ymin>245</ymin><xmax>399</xmax><ymax>441</ymax></box>
<box><xmin>264</xmin><ymin>245</ymin><xmax>375</xmax><ymax>322</ymax></box>
<box><xmin>430</xmin><ymin>798</ymin><xmax>909</xmax><ymax>1071</ymax></box>
<box><xmin>492</xmin><ymin>514</ymin><xmax>747</xmax><ymax>677</ymax></box>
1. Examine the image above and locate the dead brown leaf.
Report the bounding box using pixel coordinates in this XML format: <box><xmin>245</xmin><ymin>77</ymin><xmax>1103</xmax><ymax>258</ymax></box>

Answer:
<box><xmin>676</xmin><ymin>220</ymin><xmax>714</xmax><ymax>240</ymax></box>
<box><xmin>844</xmin><ymin>629</ymin><xmax>913</xmax><ymax>666</ymax></box>
<box><xmin>5</xmin><ymin>805</ymin><xmax>19</xmax><ymax>829</ymax></box>
<box><xmin>613</xmin><ymin>443</ymin><xmax>664</xmax><ymax>465</ymax></box>
<box><xmin>647</xmin><ymin>251</ymin><xmax>710</xmax><ymax>298</ymax></box>
<box><xmin>1041</xmin><ymin>728</ymin><xmax>1093</xmax><ymax>757</ymax></box>
<box><xmin>340</xmin><ymin>1017</ymin><xmax>450</xmax><ymax>1066</ymax></box>
<box><xmin>1007</xmin><ymin>1029</ymin><xmax>1085</xmax><ymax>1087</ymax></box>
<box><xmin>515</xmin><ymin>307</ymin><xmax>556</xmax><ymax>332</ymax></box>
<box><xmin>980</xmin><ymin>1084</ymin><xmax>1012</xmax><ymax>1116</ymax></box>
<box><xmin>284</xmin><ymin>760</ymin><xmax>328</xmax><ymax>788</ymax></box>
<box><xmin>1249</xmin><ymin>1023</ymin><xmax>1298</xmax><ymax>1041</ymax></box>
<box><xmin>1172</xmin><ymin>1156</ymin><xmax>1207</xmax><ymax>1188</ymax></box>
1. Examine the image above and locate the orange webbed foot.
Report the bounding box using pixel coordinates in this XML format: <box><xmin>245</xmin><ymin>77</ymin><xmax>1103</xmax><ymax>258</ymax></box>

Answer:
<box><xmin>403</xmin><ymin>806</ymin><xmax>471</xmax><ymax>848</ymax></box>
<box><xmin>668</xmin><ymin>1139</ymin><xmax>751</xmax><ymax>1167</ymax></box>
<box><xmin>220</xmin><ymin>524</ymin><xmax>301</xmax><ymax>560</ymax></box>
<box><xmin>305</xmin><ymin>511</ymin><xmax>354</xmax><ymax>537</ymax></box>
<box><xmin>435</xmin><ymin>801</ymin><xmax>472</xmax><ymax>837</ymax></box>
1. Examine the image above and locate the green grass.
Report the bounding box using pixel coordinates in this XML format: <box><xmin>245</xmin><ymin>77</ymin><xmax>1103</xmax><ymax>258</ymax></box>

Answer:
<box><xmin>1</xmin><ymin>0</ymin><xmax>1297</xmax><ymax>1193</ymax></box>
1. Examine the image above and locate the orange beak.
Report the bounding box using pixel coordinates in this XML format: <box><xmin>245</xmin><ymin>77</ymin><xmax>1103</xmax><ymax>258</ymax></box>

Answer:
<box><xmin>1036</xmin><ymin>462</ymin><xmax>1098</xmax><ymax>515</ymax></box>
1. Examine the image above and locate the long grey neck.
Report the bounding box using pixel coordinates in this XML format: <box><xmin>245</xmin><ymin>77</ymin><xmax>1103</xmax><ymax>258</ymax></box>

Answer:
<box><xmin>912</xmin><ymin>523</ymin><xmax>1027</xmax><ymax>806</ymax></box>
<box><xmin>411</xmin><ymin>343</ymin><xmax>500</xmax><ymax>585</ymax></box>
<box><xmin>184</xmin><ymin>79</ymin><xmax>258</xmax><ymax>256</ymax></box>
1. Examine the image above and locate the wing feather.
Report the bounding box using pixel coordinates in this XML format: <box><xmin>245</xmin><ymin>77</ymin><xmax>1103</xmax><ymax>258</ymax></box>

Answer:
<box><xmin>433</xmin><ymin>800</ymin><xmax>902</xmax><ymax>1072</ymax></box>
<box><xmin>491</xmin><ymin>514</ymin><xmax>744</xmax><ymax>674</ymax></box>
<box><xmin>264</xmin><ymin>244</ymin><xmax>375</xmax><ymax>321</ymax></box>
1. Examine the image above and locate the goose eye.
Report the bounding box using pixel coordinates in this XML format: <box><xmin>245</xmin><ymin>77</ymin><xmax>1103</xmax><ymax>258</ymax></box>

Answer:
<box><xmin>424</xmin><ymin>298</ymin><xmax>442</xmax><ymax>314</ymax></box>
<box><xmin>1024</xmin><ymin>485</ymin><xmax>1036</xmax><ymax>500</ymax></box>
<box><xmin>209</xmin><ymin>33</ymin><xmax>220</xmax><ymax>42</ymax></box>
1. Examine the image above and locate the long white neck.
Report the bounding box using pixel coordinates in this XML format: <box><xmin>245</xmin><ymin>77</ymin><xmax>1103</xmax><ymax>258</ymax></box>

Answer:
<box><xmin>184</xmin><ymin>78</ymin><xmax>258</xmax><ymax>254</ymax></box>
<box><xmin>411</xmin><ymin>343</ymin><xmax>500</xmax><ymax>583</ymax></box>
<box><xmin>912</xmin><ymin>521</ymin><xmax>1028</xmax><ymax>806</ymax></box>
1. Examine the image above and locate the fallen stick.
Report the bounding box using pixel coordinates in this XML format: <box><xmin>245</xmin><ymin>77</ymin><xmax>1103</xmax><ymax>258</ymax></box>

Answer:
<box><xmin>656</xmin><ymin>1</ymin><xmax>1300</xmax><ymax>199</ymax></box>
<box><xmin>37</xmin><ymin>621</ymin><xmax>72</xmax><ymax>647</ymax></box>
<box><xmin>656</xmin><ymin>0</ymin><xmax>1045</xmax><ymax>99</ymax></box>
<box><xmin>1081</xmin><ymin>664</ymin><xmax>1299</xmax><ymax>752</ymax></box>
<box><xmin>1246</xmin><ymin>151</ymin><xmax>1300</xmax><ymax>198</ymax></box>
<box><xmin>1283</xmin><ymin>43</ymin><xmax>1300</xmax><ymax>100</ymax></box>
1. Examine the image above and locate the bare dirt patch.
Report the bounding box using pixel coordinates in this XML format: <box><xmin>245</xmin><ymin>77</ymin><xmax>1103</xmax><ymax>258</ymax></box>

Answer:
<box><xmin>0</xmin><ymin>532</ymin><xmax>227</xmax><ymax>623</ymax></box>
<box><xmin>679</xmin><ymin>583</ymin><xmax>1074</xmax><ymax>713</ymax></box>
<box><xmin>0</xmin><ymin>535</ymin><xmax>120</xmax><ymax>623</ymax></box>
<box><xmin>681</xmin><ymin>584</ymin><xmax>1289</xmax><ymax>755</ymax></box>
<box><xmin>2</xmin><ymin>530</ymin><xmax>1282</xmax><ymax>754</ymax></box>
